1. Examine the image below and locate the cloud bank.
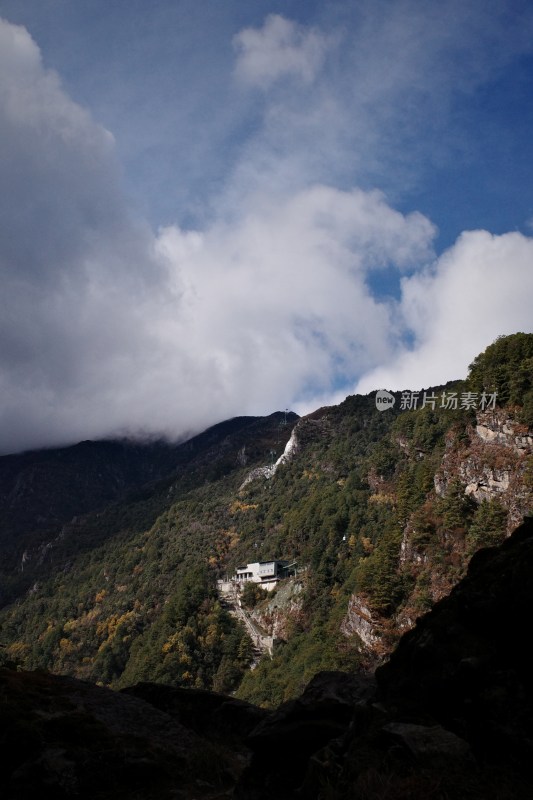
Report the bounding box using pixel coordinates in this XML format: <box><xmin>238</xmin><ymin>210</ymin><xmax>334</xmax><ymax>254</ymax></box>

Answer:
<box><xmin>0</xmin><ymin>11</ymin><xmax>532</xmax><ymax>454</ymax></box>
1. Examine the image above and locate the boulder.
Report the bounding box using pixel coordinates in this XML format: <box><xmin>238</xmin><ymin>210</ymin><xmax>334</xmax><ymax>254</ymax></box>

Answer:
<box><xmin>0</xmin><ymin>668</ymin><xmax>237</xmax><ymax>799</ymax></box>
<box><xmin>380</xmin><ymin>722</ymin><xmax>473</xmax><ymax>766</ymax></box>
<box><xmin>234</xmin><ymin>670</ymin><xmax>375</xmax><ymax>799</ymax></box>
<box><xmin>122</xmin><ymin>681</ymin><xmax>266</xmax><ymax>741</ymax></box>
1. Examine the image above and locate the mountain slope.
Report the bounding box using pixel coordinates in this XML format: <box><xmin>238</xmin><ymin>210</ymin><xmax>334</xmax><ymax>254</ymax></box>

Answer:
<box><xmin>0</xmin><ymin>412</ymin><xmax>298</xmax><ymax>692</ymax></box>
<box><xmin>3</xmin><ymin>518</ymin><xmax>533</xmax><ymax>799</ymax></box>
<box><xmin>0</xmin><ymin>412</ymin><xmax>297</xmax><ymax>605</ymax></box>
<box><xmin>0</xmin><ymin>335</ymin><xmax>531</xmax><ymax>705</ymax></box>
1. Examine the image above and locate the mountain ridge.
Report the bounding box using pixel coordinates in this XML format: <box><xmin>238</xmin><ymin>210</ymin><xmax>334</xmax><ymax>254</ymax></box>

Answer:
<box><xmin>0</xmin><ymin>411</ymin><xmax>297</xmax><ymax>605</ymax></box>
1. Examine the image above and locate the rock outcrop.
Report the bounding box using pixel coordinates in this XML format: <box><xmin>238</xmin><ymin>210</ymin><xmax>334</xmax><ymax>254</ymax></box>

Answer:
<box><xmin>250</xmin><ymin>577</ymin><xmax>305</xmax><ymax>641</ymax></box>
<box><xmin>0</xmin><ymin>668</ymin><xmax>267</xmax><ymax>800</ymax></box>
<box><xmin>239</xmin><ymin>424</ymin><xmax>300</xmax><ymax>489</ymax></box>
<box><xmin>234</xmin><ymin>670</ymin><xmax>376</xmax><ymax>800</ymax></box>
<box><xmin>301</xmin><ymin>517</ymin><xmax>533</xmax><ymax>799</ymax></box>
<box><xmin>340</xmin><ymin>594</ymin><xmax>384</xmax><ymax>653</ymax></box>
<box><xmin>434</xmin><ymin>409</ymin><xmax>532</xmax><ymax>530</ymax></box>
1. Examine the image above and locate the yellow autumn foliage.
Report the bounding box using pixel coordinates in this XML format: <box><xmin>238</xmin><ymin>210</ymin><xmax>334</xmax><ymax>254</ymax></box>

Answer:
<box><xmin>229</xmin><ymin>499</ymin><xmax>259</xmax><ymax>513</ymax></box>
<box><xmin>7</xmin><ymin>641</ymin><xmax>30</xmax><ymax>660</ymax></box>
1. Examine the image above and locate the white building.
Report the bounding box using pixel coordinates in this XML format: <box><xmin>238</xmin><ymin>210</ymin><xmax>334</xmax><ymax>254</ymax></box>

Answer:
<box><xmin>234</xmin><ymin>560</ymin><xmax>289</xmax><ymax>591</ymax></box>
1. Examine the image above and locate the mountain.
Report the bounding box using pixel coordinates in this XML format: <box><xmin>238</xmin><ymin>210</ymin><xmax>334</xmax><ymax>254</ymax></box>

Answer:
<box><xmin>0</xmin><ymin>412</ymin><xmax>297</xmax><ymax>605</ymax></box>
<box><xmin>0</xmin><ymin>333</ymin><xmax>532</xmax><ymax>705</ymax></box>
<box><xmin>2</xmin><ymin>516</ymin><xmax>533</xmax><ymax>799</ymax></box>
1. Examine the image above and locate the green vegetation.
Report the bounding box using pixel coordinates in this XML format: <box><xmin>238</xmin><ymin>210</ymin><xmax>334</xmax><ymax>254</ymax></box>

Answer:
<box><xmin>0</xmin><ymin>335</ymin><xmax>531</xmax><ymax>706</ymax></box>
<box><xmin>468</xmin><ymin>331</ymin><xmax>533</xmax><ymax>424</ymax></box>
<box><xmin>436</xmin><ymin>478</ymin><xmax>476</xmax><ymax>532</ymax></box>
<box><xmin>0</xmin><ymin>482</ymin><xmax>256</xmax><ymax>694</ymax></box>
<box><xmin>466</xmin><ymin>499</ymin><xmax>508</xmax><ymax>553</ymax></box>
<box><xmin>240</xmin><ymin>581</ymin><xmax>268</xmax><ymax>610</ymax></box>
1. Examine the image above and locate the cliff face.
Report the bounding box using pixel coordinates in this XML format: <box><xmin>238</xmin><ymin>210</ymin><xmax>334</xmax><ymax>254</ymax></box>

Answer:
<box><xmin>436</xmin><ymin>409</ymin><xmax>532</xmax><ymax>529</ymax></box>
<box><xmin>250</xmin><ymin>577</ymin><xmax>305</xmax><ymax>642</ymax></box>
<box><xmin>340</xmin><ymin>595</ymin><xmax>384</xmax><ymax>651</ymax></box>
<box><xmin>340</xmin><ymin>407</ymin><xmax>533</xmax><ymax>664</ymax></box>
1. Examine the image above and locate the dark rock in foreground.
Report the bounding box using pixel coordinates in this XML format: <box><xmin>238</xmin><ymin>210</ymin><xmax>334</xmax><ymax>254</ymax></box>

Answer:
<box><xmin>122</xmin><ymin>681</ymin><xmax>267</xmax><ymax>742</ymax></box>
<box><xmin>235</xmin><ymin>670</ymin><xmax>376</xmax><ymax>799</ymax></box>
<box><xmin>0</xmin><ymin>668</ymin><xmax>244</xmax><ymax>799</ymax></box>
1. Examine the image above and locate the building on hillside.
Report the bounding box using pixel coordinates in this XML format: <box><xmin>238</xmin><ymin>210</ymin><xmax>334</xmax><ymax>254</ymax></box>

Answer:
<box><xmin>233</xmin><ymin>559</ymin><xmax>293</xmax><ymax>591</ymax></box>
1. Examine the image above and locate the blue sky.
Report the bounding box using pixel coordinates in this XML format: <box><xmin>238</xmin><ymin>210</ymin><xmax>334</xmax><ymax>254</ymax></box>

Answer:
<box><xmin>0</xmin><ymin>0</ymin><xmax>532</xmax><ymax>452</ymax></box>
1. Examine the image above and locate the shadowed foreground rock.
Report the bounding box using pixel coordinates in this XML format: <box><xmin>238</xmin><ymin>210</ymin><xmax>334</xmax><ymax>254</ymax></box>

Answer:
<box><xmin>2</xmin><ymin>517</ymin><xmax>533</xmax><ymax>798</ymax></box>
<box><xmin>0</xmin><ymin>668</ymin><xmax>256</xmax><ymax>799</ymax></box>
<box><xmin>234</xmin><ymin>670</ymin><xmax>376</xmax><ymax>799</ymax></box>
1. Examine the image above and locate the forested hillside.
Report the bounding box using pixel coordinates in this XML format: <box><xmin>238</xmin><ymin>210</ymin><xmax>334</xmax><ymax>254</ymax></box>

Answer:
<box><xmin>0</xmin><ymin>413</ymin><xmax>296</xmax><ymax>606</ymax></box>
<box><xmin>1</xmin><ymin>334</ymin><xmax>532</xmax><ymax>705</ymax></box>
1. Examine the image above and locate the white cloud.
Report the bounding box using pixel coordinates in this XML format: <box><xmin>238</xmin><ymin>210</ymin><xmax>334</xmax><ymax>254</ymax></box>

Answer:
<box><xmin>355</xmin><ymin>230</ymin><xmax>533</xmax><ymax>393</ymax></box>
<box><xmin>233</xmin><ymin>14</ymin><xmax>328</xmax><ymax>89</ymax></box>
<box><xmin>156</xmin><ymin>185</ymin><xmax>436</xmax><ymax>407</ymax></box>
<box><xmin>0</xmin><ymin>18</ymin><xmax>172</xmax><ymax>452</ymax></box>
<box><xmin>0</xmin><ymin>17</ymin><xmax>438</xmax><ymax>454</ymax></box>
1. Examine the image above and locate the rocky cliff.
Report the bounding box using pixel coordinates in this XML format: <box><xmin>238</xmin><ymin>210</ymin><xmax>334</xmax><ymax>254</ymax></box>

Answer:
<box><xmin>340</xmin><ymin>405</ymin><xmax>533</xmax><ymax>665</ymax></box>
